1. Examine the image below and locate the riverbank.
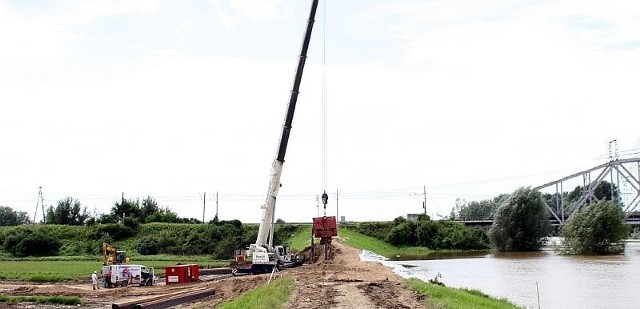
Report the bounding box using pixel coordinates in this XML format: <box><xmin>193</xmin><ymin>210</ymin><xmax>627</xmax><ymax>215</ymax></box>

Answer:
<box><xmin>216</xmin><ymin>238</ymin><xmax>518</xmax><ymax>309</ymax></box>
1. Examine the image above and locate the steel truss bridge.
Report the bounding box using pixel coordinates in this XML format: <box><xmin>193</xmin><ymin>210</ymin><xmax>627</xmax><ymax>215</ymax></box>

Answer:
<box><xmin>535</xmin><ymin>157</ymin><xmax>640</xmax><ymax>225</ymax></box>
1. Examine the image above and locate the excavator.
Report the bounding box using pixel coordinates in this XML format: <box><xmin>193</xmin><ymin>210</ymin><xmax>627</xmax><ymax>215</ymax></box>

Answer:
<box><xmin>101</xmin><ymin>242</ymin><xmax>128</xmax><ymax>266</ymax></box>
<box><xmin>232</xmin><ymin>0</ymin><xmax>319</xmax><ymax>275</ymax></box>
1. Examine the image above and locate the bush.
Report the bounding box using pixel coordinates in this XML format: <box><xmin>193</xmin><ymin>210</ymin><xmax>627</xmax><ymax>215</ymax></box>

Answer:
<box><xmin>91</xmin><ymin>224</ymin><xmax>136</xmax><ymax>241</ymax></box>
<box><xmin>561</xmin><ymin>200</ymin><xmax>628</xmax><ymax>254</ymax></box>
<box><xmin>137</xmin><ymin>236</ymin><xmax>161</xmax><ymax>255</ymax></box>
<box><xmin>2</xmin><ymin>227</ymin><xmax>61</xmax><ymax>257</ymax></box>
<box><xmin>386</xmin><ymin>221</ymin><xmax>416</xmax><ymax>246</ymax></box>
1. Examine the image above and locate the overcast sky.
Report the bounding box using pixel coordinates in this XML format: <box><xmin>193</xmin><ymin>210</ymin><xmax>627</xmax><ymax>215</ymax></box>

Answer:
<box><xmin>1</xmin><ymin>0</ymin><xmax>639</xmax><ymax>223</ymax></box>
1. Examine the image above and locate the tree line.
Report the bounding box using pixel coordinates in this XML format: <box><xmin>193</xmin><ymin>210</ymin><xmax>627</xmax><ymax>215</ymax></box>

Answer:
<box><xmin>0</xmin><ymin>196</ymin><xmax>202</xmax><ymax>227</ymax></box>
<box><xmin>450</xmin><ymin>181</ymin><xmax>619</xmax><ymax>221</ymax></box>
<box><xmin>0</xmin><ymin>219</ymin><xmax>303</xmax><ymax>259</ymax></box>
<box><xmin>344</xmin><ymin>215</ymin><xmax>489</xmax><ymax>250</ymax></box>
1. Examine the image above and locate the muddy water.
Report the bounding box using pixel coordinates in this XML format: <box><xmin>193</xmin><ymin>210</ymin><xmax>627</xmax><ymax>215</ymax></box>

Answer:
<box><xmin>394</xmin><ymin>240</ymin><xmax>640</xmax><ymax>309</ymax></box>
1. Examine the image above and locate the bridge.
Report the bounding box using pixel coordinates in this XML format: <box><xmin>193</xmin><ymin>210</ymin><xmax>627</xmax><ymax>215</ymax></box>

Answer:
<box><xmin>457</xmin><ymin>157</ymin><xmax>640</xmax><ymax>226</ymax></box>
<box><xmin>535</xmin><ymin>157</ymin><xmax>640</xmax><ymax>224</ymax></box>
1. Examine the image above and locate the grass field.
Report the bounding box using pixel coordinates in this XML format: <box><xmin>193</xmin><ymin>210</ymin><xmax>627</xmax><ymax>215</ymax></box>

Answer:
<box><xmin>0</xmin><ymin>256</ymin><xmax>228</xmax><ymax>282</ymax></box>
<box><xmin>214</xmin><ymin>276</ymin><xmax>294</xmax><ymax>309</ymax></box>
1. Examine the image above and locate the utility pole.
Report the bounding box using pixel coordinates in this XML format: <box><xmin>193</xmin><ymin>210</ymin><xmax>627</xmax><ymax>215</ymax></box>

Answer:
<box><xmin>215</xmin><ymin>192</ymin><xmax>219</xmax><ymax>219</ymax></box>
<box><xmin>41</xmin><ymin>192</ymin><xmax>45</xmax><ymax>224</ymax></box>
<box><xmin>423</xmin><ymin>185</ymin><xmax>427</xmax><ymax>215</ymax></box>
<box><xmin>336</xmin><ymin>189</ymin><xmax>339</xmax><ymax>224</ymax></box>
<box><xmin>202</xmin><ymin>192</ymin><xmax>206</xmax><ymax>224</ymax></box>
<box><xmin>34</xmin><ymin>187</ymin><xmax>43</xmax><ymax>224</ymax></box>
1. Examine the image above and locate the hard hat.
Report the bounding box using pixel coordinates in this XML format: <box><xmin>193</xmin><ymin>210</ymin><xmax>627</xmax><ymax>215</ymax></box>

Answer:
<box><xmin>93</xmin><ymin>271</ymin><xmax>97</xmax><ymax>274</ymax></box>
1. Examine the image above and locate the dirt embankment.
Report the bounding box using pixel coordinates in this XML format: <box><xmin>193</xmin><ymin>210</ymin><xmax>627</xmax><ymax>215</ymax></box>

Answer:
<box><xmin>0</xmin><ymin>240</ymin><xmax>427</xmax><ymax>308</ymax></box>
<box><xmin>285</xmin><ymin>241</ymin><xmax>426</xmax><ymax>309</ymax></box>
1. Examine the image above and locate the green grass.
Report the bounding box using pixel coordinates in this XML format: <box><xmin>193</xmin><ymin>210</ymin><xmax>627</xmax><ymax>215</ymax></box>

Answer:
<box><xmin>0</xmin><ymin>256</ymin><xmax>229</xmax><ymax>282</ymax></box>
<box><xmin>216</xmin><ymin>277</ymin><xmax>294</xmax><ymax>309</ymax></box>
<box><xmin>288</xmin><ymin>225</ymin><xmax>313</xmax><ymax>251</ymax></box>
<box><xmin>338</xmin><ymin>227</ymin><xmax>433</xmax><ymax>258</ymax></box>
<box><xmin>0</xmin><ymin>295</ymin><xmax>82</xmax><ymax>305</ymax></box>
<box><xmin>407</xmin><ymin>278</ymin><xmax>519</xmax><ymax>309</ymax></box>
<box><xmin>0</xmin><ymin>261</ymin><xmax>97</xmax><ymax>282</ymax></box>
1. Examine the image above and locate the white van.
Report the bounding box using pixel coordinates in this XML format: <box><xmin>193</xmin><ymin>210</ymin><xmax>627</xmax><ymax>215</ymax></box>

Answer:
<box><xmin>102</xmin><ymin>264</ymin><xmax>153</xmax><ymax>287</ymax></box>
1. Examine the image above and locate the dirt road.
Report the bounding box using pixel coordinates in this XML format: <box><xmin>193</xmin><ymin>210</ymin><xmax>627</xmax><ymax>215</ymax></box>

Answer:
<box><xmin>0</xmin><ymin>240</ymin><xmax>427</xmax><ymax>308</ymax></box>
<box><xmin>285</xmin><ymin>241</ymin><xmax>426</xmax><ymax>309</ymax></box>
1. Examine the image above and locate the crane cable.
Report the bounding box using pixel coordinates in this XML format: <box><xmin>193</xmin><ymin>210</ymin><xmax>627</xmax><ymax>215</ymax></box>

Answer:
<box><xmin>321</xmin><ymin>0</ymin><xmax>328</xmax><ymax>216</ymax></box>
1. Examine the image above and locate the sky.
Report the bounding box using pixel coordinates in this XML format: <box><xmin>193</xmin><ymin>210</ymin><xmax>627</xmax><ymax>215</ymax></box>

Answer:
<box><xmin>1</xmin><ymin>0</ymin><xmax>639</xmax><ymax>224</ymax></box>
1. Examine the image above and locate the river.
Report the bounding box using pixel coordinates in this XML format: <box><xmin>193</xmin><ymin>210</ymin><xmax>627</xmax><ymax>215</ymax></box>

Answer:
<box><xmin>389</xmin><ymin>240</ymin><xmax>640</xmax><ymax>308</ymax></box>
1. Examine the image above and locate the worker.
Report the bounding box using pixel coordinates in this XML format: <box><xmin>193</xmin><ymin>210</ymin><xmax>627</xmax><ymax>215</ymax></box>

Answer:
<box><xmin>91</xmin><ymin>271</ymin><xmax>99</xmax><ymax>290</ymax></box>
<box><xmin>106</xmin><ymin>271</ymin><xmax>112</xmax><ymax>288</ymax></box>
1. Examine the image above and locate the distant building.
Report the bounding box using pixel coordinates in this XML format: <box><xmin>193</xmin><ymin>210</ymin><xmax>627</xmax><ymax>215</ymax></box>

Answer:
<box><xmin>340</xmin><ymin>216</ymin><xmax>346</xmax><ymax>223</ymax></box>
<box><xmin>406</xmin><ymin>214</ymin><xmax>420</xmax><ymax>222</ymax></box>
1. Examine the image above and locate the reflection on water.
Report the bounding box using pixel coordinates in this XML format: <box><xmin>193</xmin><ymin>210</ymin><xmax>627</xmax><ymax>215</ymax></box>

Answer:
<box><xmin>392</xmin><ymin>241</ymin><xmax>640</xmax><ymax>309</ymax></box>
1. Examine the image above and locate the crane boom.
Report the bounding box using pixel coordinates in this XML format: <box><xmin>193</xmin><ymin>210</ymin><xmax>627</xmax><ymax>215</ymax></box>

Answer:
<box><xmin>251</xmin><ymin>0</ymin><xmax>319</xmax><ymax>254</ymax></box>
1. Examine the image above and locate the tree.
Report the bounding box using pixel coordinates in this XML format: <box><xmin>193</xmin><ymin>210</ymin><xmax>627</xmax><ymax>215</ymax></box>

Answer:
<box><xmin>561</xmin><ymin>200</ymin><xmax>628</xmax><ymax>254</ymax></box>
<box><xmin>451</xmin><ymin>194</ymin><xmax>508</xmax><ymax>220</ymax></box>
<box><xmin>145</xmin><ymin>207</ymin><xmax>180</xmax><ymax>223</ymax></box>
<box><xmin>0</xmin><ymin>206</ymin><xmax>31</xmax><ymax>226</ymax></box>
<box><xmin>140</xmin><ymin>196</ymin><xmax>159</xmax><ymax>221</ymax></box>
<box><xmin>489</xmin><ymin>187</ymin><xmax>550</xmax><ymax>252</ymax></box>
<box><xmin>111</xmin><ymin>198</ymin><xmax>142</xmax><ymax>222</ymax></box>
<box><xmin>46</xmin><ymin>197</ymin><xmax>89</xmax><ymax>225</ymax></box>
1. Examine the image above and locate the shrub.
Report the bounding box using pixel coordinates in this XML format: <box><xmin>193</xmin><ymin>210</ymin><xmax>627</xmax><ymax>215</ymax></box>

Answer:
<box><xmin>137</xmin><ymin>236</ymin><xmax>161</xmax><ymax>255</ymax></box>
<box><xmin>90</xmin><ymin>224</ymin><xmax>135</xmax><ymax>241</ymax></box>
<box><xmin>2</xmin><ymin>227</ymin><xmax>61</xmax><ymax>257</ymax></box>
<box><xmin>561</xmin><ymin>200</ymin><xmax>628</xmax><ymax>254</ymax></box>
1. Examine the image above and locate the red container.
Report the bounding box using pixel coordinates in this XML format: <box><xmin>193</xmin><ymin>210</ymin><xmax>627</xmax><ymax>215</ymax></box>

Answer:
<box><xmin>312</xmin><ymin>216</ymin><xmax>338</xmax><ymax>238</ymax></box>
<box><xmin>165</xmin><ymin>264</ymin><xmax>199</xmax><ymax>284</ymax></box>
<box><xmin>188</xmin><ymin>264</ymin><xmax>199</xmax><ymax>281</ymax></box>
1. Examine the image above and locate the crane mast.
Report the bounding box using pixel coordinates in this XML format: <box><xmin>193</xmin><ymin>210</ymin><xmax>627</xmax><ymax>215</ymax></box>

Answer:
<box><xmin>250</xmin><ymin>0</ymin><xmax>319</xmax><ymax>254</ymax></box>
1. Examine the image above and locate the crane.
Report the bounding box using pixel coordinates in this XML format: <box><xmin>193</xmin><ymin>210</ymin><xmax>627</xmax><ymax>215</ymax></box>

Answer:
<box><xmin>234</xmin><ymin>0</ymin><xmax>319</xmax><ymax>275</ymax></box>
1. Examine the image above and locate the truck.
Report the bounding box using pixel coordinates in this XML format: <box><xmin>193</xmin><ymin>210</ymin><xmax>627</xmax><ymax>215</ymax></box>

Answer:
<box><xmin>101</xmin><ymin>242</ymin><xmax>154</xmax><ymax>287</ymax></box>
<box><xmin>232</xmin><ymin>0</ymin><xmax>319</xmax><ymax>275</ymax></box>
<box><xmin>102</xmin><ymin>264</ymin><xmax>155</xmax><ymax>287</ymax></box>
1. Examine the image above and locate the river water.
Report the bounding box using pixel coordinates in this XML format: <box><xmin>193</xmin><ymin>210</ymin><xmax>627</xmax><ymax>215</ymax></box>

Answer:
<box><xmin>387</xmin><ymin>240</ymin><xmax>640</xmax><ymax>309</ymax></box>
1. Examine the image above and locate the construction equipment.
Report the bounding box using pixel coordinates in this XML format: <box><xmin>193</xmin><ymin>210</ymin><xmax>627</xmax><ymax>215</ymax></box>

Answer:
<box><xmin>102</xmin><ymin>242</ymin><xmax>128</xmax><ymax>266</ymax></box>
<box><xmin>233</xmin><ymin>0</ymin><xmax>319</xmax><ymax>275</ymax></box>
<box><xmin>310</xmin><ymin>191</ymin><xmax>338</xmax><ymax>261</ymax></box>
<box><xmin>101</xmin><ymin>242</ymin><xmax>154</xmax><ymax>287</ymax></box>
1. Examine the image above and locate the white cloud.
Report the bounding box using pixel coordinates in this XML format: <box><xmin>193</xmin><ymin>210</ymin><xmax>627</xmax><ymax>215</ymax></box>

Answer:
<box><xmin>210</xmin><ymin>0</ymin><xmax>290</xmax><ymax>30</ymax></box>
<box><xmin>176</xmin><ymin>19</ymin><xmax>193</xmax><ymax>43</ymax></box>
<box><xmin>54</xmin><ymin>0</ymin><xmax>158</xmax><ymax>25</ymax></box>
<box><xmin>229</xmin><ymin>0</ymin><xmax>286</xmax><ymax>22</ymax></box>
<box><xmin>0</xmin><ymin>0</ymin><xmax>159</xmax><ymax>64</ymax></box>
<box><xmin>0</xmin><ymin>3</ymin><xmax>74</xmax><ymax>63</ymax></box>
